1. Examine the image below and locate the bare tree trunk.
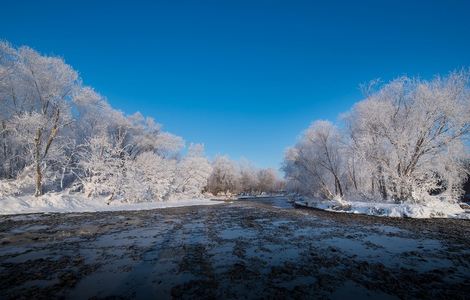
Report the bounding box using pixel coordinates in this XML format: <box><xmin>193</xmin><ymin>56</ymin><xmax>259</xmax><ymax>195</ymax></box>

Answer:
<box><xmin>350</xmin><ymin>159</ymin><xmax>358</xmax><ymax>191</ymax></box>
<box><xmin>33</xmin><ymin>109</ymin><xmax>60</xmax><ymax>197</ymax></box>
<box><xmin>377</xmin><ymin>166</ymin><xmax>387</xmax><ymax>200</ymax></box>
<box><xmin>334</xmin><ymin>175</ymin><xmax>344</xmax><ymax>197</ymax></box>
<box><xmin>43</xmin><ymin>109</ymin><xmax>60</xmax><ymax>157</ymax></box>
<box><xmin>1</xmin><ymin>120</ymin><xmax>7</xmax><ymax>178</ymax></box>
<box><xmin>60</xmin><ymin>167</ymin><xmax>66</xmax><ymax>190</ymax></box>
<box><xmin>379</xmin><ymin>177</ymin><xmax>387</xmax><ymax>201</ymax></box>
<box><xmin>371</xmin><ymin>177</ymin><xmax>375</xmax><ymax>194</ymax></box>
<box><xmin>34</xmin><ymin>128</ymin><xmax>43</xmax><ymax>197</ymax></box>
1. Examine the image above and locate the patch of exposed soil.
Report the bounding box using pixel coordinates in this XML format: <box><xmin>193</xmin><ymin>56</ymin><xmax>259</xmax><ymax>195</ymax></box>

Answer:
<box><xmin>0</xmin><ymin>198</ymin><xmax>469</xmax><ymax>299</ymax></box>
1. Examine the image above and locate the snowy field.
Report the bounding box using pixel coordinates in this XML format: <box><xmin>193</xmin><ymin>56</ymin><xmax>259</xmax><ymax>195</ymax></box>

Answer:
<box><xmin>0</xmin><ymin>197</ymin><xmax>469</xmax><ymax>299</ymax></box>
<box><xmin>0</xmin><ymin>193</ymin><xmax>221</xmax><ymax>215</ymax></box>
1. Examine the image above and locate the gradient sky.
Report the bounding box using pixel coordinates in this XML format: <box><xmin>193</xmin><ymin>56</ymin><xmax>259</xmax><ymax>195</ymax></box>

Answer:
<box><xmin>2</xmin><ymin>0</ymin><xmax>469</xmax><ymax>169</ymax></box>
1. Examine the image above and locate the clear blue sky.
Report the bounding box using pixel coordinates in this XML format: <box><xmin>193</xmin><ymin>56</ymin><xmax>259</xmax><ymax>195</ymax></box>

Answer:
<box><xmin>2</xmin><ymin>0</ymin><xmax>469</xmax><ymax>169</ymax></box>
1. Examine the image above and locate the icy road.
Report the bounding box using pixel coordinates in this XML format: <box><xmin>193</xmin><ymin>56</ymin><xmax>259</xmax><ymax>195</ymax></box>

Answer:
<box><xmin>0</xmin><ymin>197</ymin><xmax>469</xmax><ymax>299</ymax></box>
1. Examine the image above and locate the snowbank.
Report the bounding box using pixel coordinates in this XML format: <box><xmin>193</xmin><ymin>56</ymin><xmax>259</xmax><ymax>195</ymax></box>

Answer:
<box><xmin>0</xmin><ymin>193</ymin><xmax>221</xmax><ymax>216</ymax></box>
<box><xmin>294</xmin><ymin>197</ymin><xmax>470</xmax><ymax>219</ymax></box>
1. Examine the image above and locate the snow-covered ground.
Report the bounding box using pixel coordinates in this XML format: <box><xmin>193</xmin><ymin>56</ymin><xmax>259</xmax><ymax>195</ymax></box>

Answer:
<box><xmin>294</xmin><ymin>197</ymin><xmax>470</xmax><ymax>219</ymax></box>
<box><xmin>0</xmin><ymin>193</ymin><xmax>221</xmax><ymax>215</ymax></box>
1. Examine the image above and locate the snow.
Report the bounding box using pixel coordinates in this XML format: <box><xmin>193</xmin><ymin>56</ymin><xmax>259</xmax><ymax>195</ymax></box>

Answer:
<box><xmin>0</xmin><ymin>193</ymin><xmax>221</xmax><ymax>216</ymax></box>
<box><xmin>294</xmin><ymin>197</ymin><xmax>470</xmax><ymax>219</ymax></box>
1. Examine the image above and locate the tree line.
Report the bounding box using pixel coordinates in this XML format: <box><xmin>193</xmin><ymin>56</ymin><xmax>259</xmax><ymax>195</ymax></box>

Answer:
<box><xmin>206</xmin><ymin>156</ymin><xmax>283</xmax><ymax>196</ymax></box>
<box><xmin>283</xmin><ymin>73</ymin><xmax>470</xmax><ymax>204</ymax></box>
<box><xmin>0</xmin><ymin>41</ymin><xmax>280</xmax><ymax>201</ymax></box>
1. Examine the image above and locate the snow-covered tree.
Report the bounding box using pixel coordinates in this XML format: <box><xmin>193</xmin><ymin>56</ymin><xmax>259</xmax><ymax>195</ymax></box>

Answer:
<box><xmin>127</xmin><ymin>151</ymin><xmax>177</xmax><ymax>202</ymax></box>
<box><xmin>346</xmin><ymin>72</ymin><xmax>470</xmax><ymax>203</ymax></box>
<box><xmin>77</xmin><ymin>112</ymin><xmax>186</xmax><ymax>203</ymax></box>
<box><xmin>256</xmin><ymin>168</ymin><xmax>278</xmax><ymax>194</ymax></box>
<box><xmin>207</xmin><ymin>155</ymin><xmax>240</xmax><ymax>195</ymax></box>
<box><xmin>0</xmin><ymin>42</ymin><xmax>80</xmax><ymax>196</ymax></box>
<box><xmin>284</xmin><ymin>71</ymin><xmax>470</xmax><ymax>204</ymax></box>
<box><xmin>172</xmin><ymin>144</ymin><xmax>212</xmax><ymax>198</ymax></box>
<box><xmin>206</xmin><ymin>156</ymin><xmax>282</xmax><ymax>196</ymax></box>
<box><xmin>238</xmin><ymin>159</ymin><xmax>258</xmax><ymax>194</ymax></box>
<box><xmin>283</xmin><ymin>121</ymin><xmax>345</xmax><ymax>199</ymax></box>
<box><xmin>0</xmin><ymin>40</ymin><xmax>211</xmax><ymax>202</ymax></box>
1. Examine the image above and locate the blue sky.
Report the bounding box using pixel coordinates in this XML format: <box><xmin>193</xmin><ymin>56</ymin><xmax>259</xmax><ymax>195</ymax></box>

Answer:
<box><xmin>2</xmin><ymin>0</ymin><xmax>469</xmax><ymax>169</ymax></box>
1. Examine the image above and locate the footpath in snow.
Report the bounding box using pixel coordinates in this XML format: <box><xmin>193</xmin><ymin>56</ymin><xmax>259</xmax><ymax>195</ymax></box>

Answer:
<box><xmin>293</xmin><ymin>197</ymin><xmax>470</xmax><ymax>219</ymax></box>
<box><xmin>0</xmin><ymin>193</ymin><xmax>221</xmax><ymax>216</ymax></box>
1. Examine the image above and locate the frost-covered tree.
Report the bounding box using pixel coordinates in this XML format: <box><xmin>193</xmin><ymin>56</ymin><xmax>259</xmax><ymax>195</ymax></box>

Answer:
<box><xmin>282</xmin><ymin>147</ymin><xmax>312</xmax><ymax>195</ymax></box>
<box><xmin>238</xmin><ymin>159</ymin><xmax>258</xmax><ymax>194</ymax></box>
<box><xmin>172</xmin><ymin>144</ymin><xmax>212</xmax><ymax>198</ymax></box>
<box><xmin>77</xmin><ymin>112</ymin><xmax>186</xmax><ymax>203</ymax></box>
<box><xmin>78</xmin><ymin>133</ymin><xmax>129</xmax><ymax>201</ymax></box>
<box><xmin>282</xmin><ymin>121</ymin><xmax>345</xmax><ymax>199</ymax></box>
<box><xmin>206</xmin><ymin>156</ymin><xmax>282</xmax><ymax>196</ymax></box>
<box><xmin>0</xmin><ymin>40</ymin><xmax>212</xmax><ymax>202</ymax></box>
<box><xmin>127</xmin><ymin>151</ymin><xmax>177</xmax><ymax>202</ymax></box>
<box><xmin>0</xmin><ymin>42</ymin><xmax>80</xmax><ymax>196</ymax></box>
<box><xmin>346</xmin><ymin>72</ymin><xmax>470</xmax><ymax>203</ymax></box>
<box><xmin>207</xmin><ymin>155</ymin><xmax>240</xmax><ymax>195</ymax></box>
<box><xmin>256</xmin><ymin>168</ymin><xmax>278</xmax><ymax>194</ymax></box>
<box><xmin>126</xmin><ymin>112</ymin><xmax>184</xmax><ymax>159</ymax></box>
<box><xmin>284</xmin><ymin>71</ymin><xmax>470</xmax><ymax>204</ymax></box>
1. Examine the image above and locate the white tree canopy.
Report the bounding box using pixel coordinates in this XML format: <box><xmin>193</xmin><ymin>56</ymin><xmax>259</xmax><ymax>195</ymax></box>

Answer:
<box><xmin>0</xmin><ymin>40</ymin><xmax>216</xmax><ymax>202</ymax></box>
<box><xmin>284</xmin><ymin>71</ymin><xmax>470</xmax><ymax>204</ymax></box>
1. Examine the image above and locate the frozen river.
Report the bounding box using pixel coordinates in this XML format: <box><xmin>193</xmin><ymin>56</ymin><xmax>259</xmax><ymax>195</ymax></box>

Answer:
<box><xmin>0</xmin><ymin>197</ymin><xmax>469</xmax><ymax>299</ymax></box>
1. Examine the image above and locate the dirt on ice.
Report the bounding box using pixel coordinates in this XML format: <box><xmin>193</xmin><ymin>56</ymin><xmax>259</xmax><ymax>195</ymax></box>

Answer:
<box><xmin>0</xmin><ymin>197</ymin><xmax>469</xmax><ymax>299</ymax></box>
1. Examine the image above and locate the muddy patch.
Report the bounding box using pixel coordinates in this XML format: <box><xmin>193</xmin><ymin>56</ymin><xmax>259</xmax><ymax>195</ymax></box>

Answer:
<box><xmin>0</xmin><ymin>197</ymin><xmax>469</xmax><ymax>299</ymax></box>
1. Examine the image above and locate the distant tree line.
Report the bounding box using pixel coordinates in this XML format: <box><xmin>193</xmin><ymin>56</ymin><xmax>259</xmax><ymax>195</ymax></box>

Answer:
<box><xmin>205</xmin><ymin>156</ymin><xmax>283</xmax><ymax>196</ymax></box>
